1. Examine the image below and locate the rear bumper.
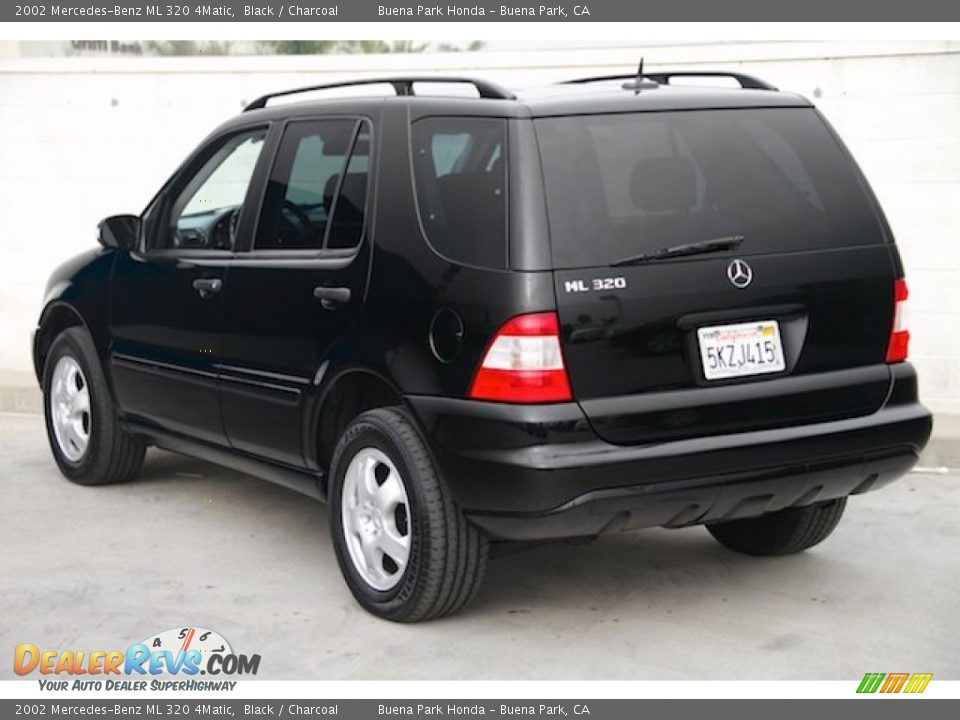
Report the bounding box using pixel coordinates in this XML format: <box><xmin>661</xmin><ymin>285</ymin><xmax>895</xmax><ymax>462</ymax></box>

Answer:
<box><xmin>406</xmin><ymin>363</ymin><xmax>933</xmax><ymax>541</ymax></box>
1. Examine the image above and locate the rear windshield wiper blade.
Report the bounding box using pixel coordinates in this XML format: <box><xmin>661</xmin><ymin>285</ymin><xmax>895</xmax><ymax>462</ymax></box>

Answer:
<box><xmin>610</xmin><ymin>235</ymin><xmax>745</xmax><ymax>267</ymax></box>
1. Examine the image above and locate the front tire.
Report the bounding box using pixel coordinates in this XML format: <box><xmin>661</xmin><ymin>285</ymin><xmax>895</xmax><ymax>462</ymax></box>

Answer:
<box><xmin>706</xmin><ymin>499</ymin><xmax>847</xmax><ymax>556</ymax></box>
<box><xmin>328</xmin><ymin>407</ymin><xmax>488</xmax><ymax>622</ymax></box>
<box><xmin>42</xmin><ymin>327</ymin><xmax>145</xmax><ymax>485</ymax></box>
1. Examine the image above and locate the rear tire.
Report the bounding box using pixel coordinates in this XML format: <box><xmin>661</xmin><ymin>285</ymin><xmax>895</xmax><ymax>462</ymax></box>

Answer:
<box><xmin>42</xmin><ymin>327</ymin><xmax>145</xmax><ymax>485</ymax></box>
<box><xmin>706</xmin><ymin>499</ymin><xmax>847</xmax><ymax>556</ymax></box>
<box><xmin>328</xmin><ymin>406</ymin><xmax>488</xmax><ymax>622</ymax></box>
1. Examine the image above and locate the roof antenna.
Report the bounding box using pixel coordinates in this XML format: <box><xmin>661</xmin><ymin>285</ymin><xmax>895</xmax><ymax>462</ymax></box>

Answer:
<box><xmin>622</xmin><ymin>57</ymin><xmax>659</xmax><ymax>94</ymax></box>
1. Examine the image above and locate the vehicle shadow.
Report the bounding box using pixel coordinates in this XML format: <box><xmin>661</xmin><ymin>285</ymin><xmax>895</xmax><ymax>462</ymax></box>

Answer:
<box><xmin>124</xmin><ymin>447</ymin><xmax>823</xmax><ymax>620</ymax></box>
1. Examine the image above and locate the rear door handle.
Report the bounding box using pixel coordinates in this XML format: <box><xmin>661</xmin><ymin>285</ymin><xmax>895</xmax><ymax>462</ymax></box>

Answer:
<box><xmin>313</xmin><ymin>286</ymin><xmax>351</xmax><ymax>310</ymax></box>
<box><xmin>192</xmin><ymin>277</ymin><xmax>222</xmax><ymax>298</ymax></box>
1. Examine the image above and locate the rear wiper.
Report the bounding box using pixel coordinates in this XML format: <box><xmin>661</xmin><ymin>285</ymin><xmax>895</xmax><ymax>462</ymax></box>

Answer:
<box><xmin>610</xmin><ymin>235</ymin><xmax>744</xmax><ymax>267</ymax></box>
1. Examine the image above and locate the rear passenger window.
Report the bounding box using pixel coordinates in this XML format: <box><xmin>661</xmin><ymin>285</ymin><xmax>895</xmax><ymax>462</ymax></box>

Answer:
<box><xmin>256</xmin><ymin>119</ymin><xmax>370</xmax><ymax>251</ymax></box>
<box><xmin>327</xmin><ymin>127</ymin><xmax>370</xmax><ymax>250</ymax></box>
<box><xmin>411</xmin><ymin>117</ymin><xmax>507</xmax><ymax>269</ymax></box>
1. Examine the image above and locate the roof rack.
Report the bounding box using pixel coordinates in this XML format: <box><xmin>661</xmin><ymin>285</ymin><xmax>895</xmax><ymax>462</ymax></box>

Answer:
<box><xmin>244</xmin><ymin>76</ymin><xmax>516</xmax><ymax>111</ymax></box>
<box><xmin>562</xmin><ymin>70</ymin><xmax>778</xmax><ymax>92</ymax></box>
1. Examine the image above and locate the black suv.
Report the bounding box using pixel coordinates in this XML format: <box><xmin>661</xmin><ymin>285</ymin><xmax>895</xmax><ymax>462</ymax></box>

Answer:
<box><xmin>35</xmin><ymin>72</ymin><xmax>932</xmax><ymax>621</ymax></box>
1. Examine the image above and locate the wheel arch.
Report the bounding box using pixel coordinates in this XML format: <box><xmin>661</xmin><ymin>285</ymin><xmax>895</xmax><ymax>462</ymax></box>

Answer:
<box><xmin>308</xmin><ymin>368</ymin><xmax>411</xmax><ymax>482</ymax></box>
<box><xmin>34</xmin><ymin>302</ymin><xmax>89</xmax><ymax>384</ymax></box>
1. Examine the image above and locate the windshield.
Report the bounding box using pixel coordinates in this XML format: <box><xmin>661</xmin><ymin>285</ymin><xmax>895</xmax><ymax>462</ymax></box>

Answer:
<box><xmin>534</xmin><ymin>108</ymin><xmax>886</xmax><ymax>269</ymax></box>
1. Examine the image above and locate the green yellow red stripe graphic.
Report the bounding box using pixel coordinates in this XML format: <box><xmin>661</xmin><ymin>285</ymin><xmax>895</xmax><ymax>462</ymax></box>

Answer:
<box><xmin>857</xmin><ymin>672</ymin><xmax>933</xmax><ymax>694</ymax></box>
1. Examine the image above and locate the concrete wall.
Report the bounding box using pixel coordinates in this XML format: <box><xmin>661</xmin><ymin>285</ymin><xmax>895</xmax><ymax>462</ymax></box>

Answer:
<box><xmin>1</xmin><ymin>41</ymin><xmax>958</xmax><ymax>412</ymax></box>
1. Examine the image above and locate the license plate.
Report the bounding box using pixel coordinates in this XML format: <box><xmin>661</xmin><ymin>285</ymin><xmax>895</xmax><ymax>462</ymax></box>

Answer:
<box><xmin>697</xmin><ymin>320</ymin><xmax>786</xmax><ymax>381</ymax></box>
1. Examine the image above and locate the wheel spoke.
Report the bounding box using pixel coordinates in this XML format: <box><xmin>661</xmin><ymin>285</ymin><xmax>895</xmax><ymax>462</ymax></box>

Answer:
<box><xmin>362</xmin><ymin>455</ymin><xmax>380</xmax><ymax>497</ymax></box>
<box><xmin>64</xmin><ymin>422</ymin><xmax>83</xmax><ymax>454</ymax></box>
<box><xmin>344</xmin><ymin>529</ymin><xmax>364</xmax><ymax>571</ymax></box>
<box><xmin>344</xmin><ymin>461</ymin><xmax>363</xmax><ymax>509</ymax></box>
<box><xmin>359</xmin><ymin>530</ymin><xmax>380</xmax><ymax>572</ymax></box>
<box><xmin>376</xmin><ymin>528</ymin><xmax>410</xmax><ymax>565</ymax></box>
<box><xmin>73</xmin><ymin>389</ymin><xmax>90</xmax><ymax>415</ymax></box>
<box><xmin>53</xmin><ymin>364</ymin><xmax>68</xmax><ymax>399</ymax></box>
<box><xmin>375</xmin><ymin>472</ymin><xmax>405</xmax><ymax>511</ymax></box>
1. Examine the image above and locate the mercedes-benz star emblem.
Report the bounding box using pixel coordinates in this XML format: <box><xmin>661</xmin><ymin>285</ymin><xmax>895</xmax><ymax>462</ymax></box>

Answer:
<box><xmin>727</xmin><ymin>259</ymin><xmax>753</xmax><ymax>289</ymax></box>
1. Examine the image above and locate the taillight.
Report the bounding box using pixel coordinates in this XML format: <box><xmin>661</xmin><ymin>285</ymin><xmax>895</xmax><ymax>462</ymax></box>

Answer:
<box><xmin>885</xmin><ymin>278</ymin><xmax>910</xmax><ymax>363</ymax></box>
<box><xmin>468</xmin><ymin>312</ymin><xmax>573</xmax><ymax>403</ymax></box>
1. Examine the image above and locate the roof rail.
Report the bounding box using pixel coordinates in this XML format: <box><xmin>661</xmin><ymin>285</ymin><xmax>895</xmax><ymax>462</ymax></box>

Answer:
<box><xmin>244</xmin><ymin>76</ymin><xmax>516</xmax><ymax>111</ymax></box>
<box><xmin>562</xmin><ymin>71</ymin><xmax>778</xmax><ymax>92</ymax></box>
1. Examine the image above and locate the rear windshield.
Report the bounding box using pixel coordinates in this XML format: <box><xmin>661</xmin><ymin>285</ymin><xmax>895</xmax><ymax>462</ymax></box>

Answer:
<box><xmin>535</xmin><ymin>108</ymin><xmax>886</xmax><ymax>268</ymax></box>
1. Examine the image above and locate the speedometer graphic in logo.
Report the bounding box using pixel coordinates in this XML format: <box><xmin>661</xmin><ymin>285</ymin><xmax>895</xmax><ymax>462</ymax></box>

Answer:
<box><xmin>141</xmin><ymin>626</ymin><xmax>233</xmax><ymax>672</ymax></box>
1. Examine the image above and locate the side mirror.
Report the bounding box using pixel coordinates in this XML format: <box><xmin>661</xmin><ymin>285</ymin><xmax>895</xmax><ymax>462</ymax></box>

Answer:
<box><xmin>97</xmin><ymin>214</ymin><xmax>140</xmax><ymax>250</ymax></box>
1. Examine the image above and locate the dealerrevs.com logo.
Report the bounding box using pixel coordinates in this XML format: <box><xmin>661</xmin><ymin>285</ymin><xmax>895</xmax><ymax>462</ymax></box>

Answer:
<box><xmin>14</xmin><ymin>627</ymin><xmax>260</xmax><ymax>691</ymax></box>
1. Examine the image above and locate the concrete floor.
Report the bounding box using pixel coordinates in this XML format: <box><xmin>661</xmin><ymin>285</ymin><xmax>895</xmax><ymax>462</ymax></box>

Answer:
<box><xmin>1</xmin><ymin>412</ymin><xmax>957</xmax><ymax>680</ymax></box>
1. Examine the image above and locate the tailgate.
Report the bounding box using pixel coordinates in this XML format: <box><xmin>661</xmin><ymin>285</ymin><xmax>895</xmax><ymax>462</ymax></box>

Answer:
<box><xmin>535</xmin><ymin>107</ymin><xmax>898</xmax><ymax>445</ymax></box>
<box><xmin>554</xmin><ymin>246</ymin><xmax>895</xmax><ymax>444</ymax></box>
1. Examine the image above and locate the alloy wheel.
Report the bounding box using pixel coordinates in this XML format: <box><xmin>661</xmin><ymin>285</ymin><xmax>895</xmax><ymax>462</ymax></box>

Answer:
<box><xmin>340</xmin><ymin>447</ymin><xmax>412</xmax><ymax>591</ymax></box>
<box><xmin>50</xmin><ymin>355</ymin><xmax>91</xmax><ymax>463</ymax></box>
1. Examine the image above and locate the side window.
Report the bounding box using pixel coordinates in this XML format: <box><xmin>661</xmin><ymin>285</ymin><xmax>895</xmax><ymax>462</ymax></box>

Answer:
<box><xmin>411</xmin><ymin>117</ymin><xmax>507</xmax><ymax>269</ymax></box>
<box><xmin>165</xmin><ymin>130</ymin><xmax>266</xmax><ymax>251</ymax></box>
<box><xmin>255</xmin><ymin>119</ymin><xmax>370</xmax><ymax>251</ymax></box>
<box><xmin>327</xmin><ymin>125</ymin><xmax>371</xmax><ymax>250</ymax></box>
